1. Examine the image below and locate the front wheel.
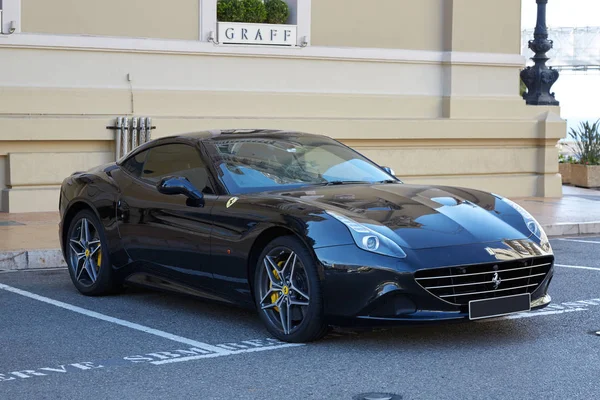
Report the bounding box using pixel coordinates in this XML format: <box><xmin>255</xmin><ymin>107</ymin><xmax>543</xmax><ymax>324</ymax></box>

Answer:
<box><xmin>65</xmin><ymin>209</ymin><xmax>114</xmax><ymax>296</ymax></box>
<box><xmin>254</xmin><ymin>236</ymin><xmax>328</xmax><ymax>343</ymax></box>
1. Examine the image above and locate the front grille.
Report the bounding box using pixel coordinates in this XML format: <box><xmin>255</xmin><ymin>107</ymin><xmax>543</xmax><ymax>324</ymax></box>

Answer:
<box><xmin>414</xmin><ymin>256</ymin><xmax>553</xmax><ymax>306</ymax></box>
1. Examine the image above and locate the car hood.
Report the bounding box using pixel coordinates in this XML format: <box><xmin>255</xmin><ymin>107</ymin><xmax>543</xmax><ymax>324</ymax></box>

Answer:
<box><xmin>275</xmin><ymin>184</ymin><xmax>528</xmax><ymax>250</ymax></box>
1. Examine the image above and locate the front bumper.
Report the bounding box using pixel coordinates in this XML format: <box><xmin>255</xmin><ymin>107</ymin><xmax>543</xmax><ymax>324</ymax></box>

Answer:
<box><xmin>315</xmin><ymin>239</ymin><xmax>554</xmax><ymax>325</ymax></box>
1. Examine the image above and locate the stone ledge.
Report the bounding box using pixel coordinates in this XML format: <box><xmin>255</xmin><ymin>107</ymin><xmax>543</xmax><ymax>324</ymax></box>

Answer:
<box><xmin>0</xmin><ymin>249</ymin><xmax>66</xmax><ymax>271</ymax></box>
<box><xmin>543</xmin><ymin>222</ymin><xmax>600</xmax><ymax>237</ymax></box>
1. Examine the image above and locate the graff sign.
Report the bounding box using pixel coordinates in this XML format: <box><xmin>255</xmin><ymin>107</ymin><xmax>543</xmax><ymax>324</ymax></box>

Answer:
<box><xmin>217</xmin><ymin>22</ymin><xmax>297</xmax><ymax>46</ymax></box>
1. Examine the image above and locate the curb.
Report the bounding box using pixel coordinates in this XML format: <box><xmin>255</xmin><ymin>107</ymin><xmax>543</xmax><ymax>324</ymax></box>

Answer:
<box><xmin>0</xmin><ymin>249</ymin><xmax>66</xmax><ymax>272</ymax></box>
<box><xmin>542</xmin><ymin>221</ymin><xmax>600</xmax><ymax>237</ymax></box>
<box><xmin>1</xmin><ymin>222</ymin><xmax>600</xmax><ymax>272</ymax></box>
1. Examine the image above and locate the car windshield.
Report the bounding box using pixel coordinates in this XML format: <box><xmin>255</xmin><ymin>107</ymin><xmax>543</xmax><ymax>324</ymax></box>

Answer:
<box><xmin>205</xmin><ymin>135</ymin><xmax>396</xmax><ymax>194</ymax></box>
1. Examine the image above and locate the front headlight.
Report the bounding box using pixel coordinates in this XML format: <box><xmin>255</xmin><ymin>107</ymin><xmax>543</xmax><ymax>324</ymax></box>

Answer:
<box><xmin>326</xmin><ymin>211</ymin><xmax>407</xmax><ymax>258</ymax></box>
<box><xmin>501</xmin><ymin>197</ymin><xmax>552</xmax><ymax>252</ymax></box>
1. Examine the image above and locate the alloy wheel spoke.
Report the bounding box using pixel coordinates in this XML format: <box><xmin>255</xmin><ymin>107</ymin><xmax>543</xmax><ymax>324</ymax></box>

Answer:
<box><xmin>286</xmin><ymin>298</ymin><xmax>292</xmax><ymax>334</ymax></box>
<box><xmin>80</xmin><ymin>218</ymin><xmax>91</xmax><ymax>243</ymax></box>
<box><xmin>291</xmin><ymin>285</ymin><xmax>310</xmax><ymax>301</ymax></box>
<box><xmin>69</xmin><ymin>243</ymin><xmax>85</xmax><ymax>260</ymax></box>
<box><xmin>75</xmin><ymin>258</ymin><xmax>86</xmax><ymax>280</ymax></box>
<box><xmin>259</xmin><ymin>288</ymin><xmax>276</xmax><ymax>305</ymax></box>
<box><xmin>83</xmin><ymin>258</ymin><xmax>97</xmax><ymax>283</ymax></box>
<box><xmin>89</xmin><ymin>242</ymin><xmax>101</xmax><ymax>257</ymax></box>
<box><xmin>69</xmin><ymin>239</ymin><xmax>85</xmax><ymax>252</ymax></box>
<box><xmin>280</xmin><ymin>252</ymin><xmax>296</xmax><ymax>277</ymax></box>
<box><xmin>263</xmin><ymin>258</ymin><xmax>282</xmax><ymax>286</ymax></box>
<box><xmin>288</xmin><ymin>253</ymin><xmax>297</xmax><ymax>282</ymax></box>
<box><xmin>279</xmin><ymin>297</ymin><xmax>291</xmax><ymax>334</ymax></box>
<box><xmin>264</xmin><ymin>255</ymin><xmax>282</xmax><ymax>275</ymax></box>
<box><xmin>261</xmin><ymin>302</ymin><xmax>278</xmax><ymax>310</ymax></box>
<box><xmin>289</xmin><ymin>299</ymin><xmax>309</xmax><ymax>307</ymax></box>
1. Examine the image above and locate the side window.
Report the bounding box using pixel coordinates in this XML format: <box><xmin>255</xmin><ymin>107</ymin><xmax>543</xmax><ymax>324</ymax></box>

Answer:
<box><xmin>122</xmin><ymin>150</ymin><xmax>148</xmax><ymax>178</ymax></box>
<box><xmin>141</xmin><ymin>144</ymin><xmax>215</xmax><ymax>194</ymax></box>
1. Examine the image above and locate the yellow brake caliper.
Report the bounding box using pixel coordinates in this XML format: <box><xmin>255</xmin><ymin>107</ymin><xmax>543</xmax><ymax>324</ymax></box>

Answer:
<box><xmin>270</xmin><ymin>261</ymin><xmax>284</xmax><ymax>312</ymax></box>
<box><xmin>97</xmin><ymin>250</ymin><xmax>102</xmax><ymax>269</ymax></box>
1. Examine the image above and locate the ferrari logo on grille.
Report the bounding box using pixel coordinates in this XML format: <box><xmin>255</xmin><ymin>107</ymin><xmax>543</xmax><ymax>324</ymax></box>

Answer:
<box><xmin>491</xmin><ymin>272</ymin><xmax>502</xmax><ymax>289</ymax></box>
<box><xmin>226</xmin><ymin>197</ymin><xmax>239</xmax><ymax>208</ymax></box>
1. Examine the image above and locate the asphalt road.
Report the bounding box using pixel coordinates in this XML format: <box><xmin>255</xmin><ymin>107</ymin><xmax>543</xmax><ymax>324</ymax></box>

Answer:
<box><xmin>1</xmin><ymin>237</ymin><xmax>599</xmax><ymax>400</ymax></box>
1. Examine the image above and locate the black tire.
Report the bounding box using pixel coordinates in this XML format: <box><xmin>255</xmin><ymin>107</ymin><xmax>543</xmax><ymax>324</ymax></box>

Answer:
<box><xmin>65</xmin><ymin>209</ymin><xmax>114</xmax><ymax>296</ymax></box>
<box><xmin>254</xmin><ymin>235</ymin><xmax>328</xmax><ymax>343</ymax></box>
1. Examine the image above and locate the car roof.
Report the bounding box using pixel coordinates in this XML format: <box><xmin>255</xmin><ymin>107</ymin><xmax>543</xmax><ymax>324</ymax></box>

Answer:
<box><xmin>118</xmin><ymin>129</ymin><xmax>328</xmax><ymax>165</ymax></box>
<box><xmin>168</xmin><ymin>129</ymin><xmax>323</xmax><ymax>142</ymax></box>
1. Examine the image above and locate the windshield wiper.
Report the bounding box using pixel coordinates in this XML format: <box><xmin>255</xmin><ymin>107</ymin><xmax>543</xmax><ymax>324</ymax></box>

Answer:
<box><xmin>317</xmin><ymin>180</ymin><xmax>372</xmax><ymax>186</ymax></box>
<box><xmin>374</xmin><ymin>179</ymin><xmax>400</xmax><ymax>184</ymax></box>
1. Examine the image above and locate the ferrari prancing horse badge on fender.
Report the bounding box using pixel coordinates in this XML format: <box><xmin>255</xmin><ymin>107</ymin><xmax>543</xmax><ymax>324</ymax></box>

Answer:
<box><xmin>226</xmin><ymin>197</ymin><xmax>239</xmax><ymax>208</ymax></box>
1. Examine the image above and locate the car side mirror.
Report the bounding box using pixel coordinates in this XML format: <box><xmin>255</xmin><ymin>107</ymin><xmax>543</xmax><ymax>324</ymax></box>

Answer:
<box><xmin>381</xmin><ymin>166</ymin><xmax>396</xmax><ymax>176</ymax></box>
<box><xmin>157</xmin><ymin>176</ymin><xmax>204</xmax><ymax>204</ymax></box>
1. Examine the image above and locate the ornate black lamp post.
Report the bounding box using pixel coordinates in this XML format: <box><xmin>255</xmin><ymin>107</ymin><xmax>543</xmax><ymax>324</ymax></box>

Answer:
<box><xmin>520</xmin><ymin>0</ymin><xmax>560</xmax><ymax>105</ymax></box>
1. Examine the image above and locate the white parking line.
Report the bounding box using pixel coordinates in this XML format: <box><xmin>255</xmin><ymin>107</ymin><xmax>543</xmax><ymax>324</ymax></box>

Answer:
<box><xmin>0</xmin><ymin>283</ymin><xmax>229</xmax><ymax>355</ymax></box>
<box><xmin>478</xmin><ymin>298</ymin><xmax>600</xmax><ymax>323</ymax></box>
<box><xmin>150</xmin><ymin>342</ymin><xmax>303</xmax><ymax>365</ymax></box>
<box><xmin>555</xmin><ymin>264</ymin><xmax>600</xmax><ymax>272</ymax></box>
<box><xmin>555</xmin><ymin>239</ymin><xmax>600</xmax><ymax>244</ymax></box>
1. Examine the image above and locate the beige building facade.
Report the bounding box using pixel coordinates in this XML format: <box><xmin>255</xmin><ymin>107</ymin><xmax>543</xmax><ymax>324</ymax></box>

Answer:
<box><xmin>0</xmin><ymin>0</ymin><xmax>565</xmax><ymax>213</ymax></box>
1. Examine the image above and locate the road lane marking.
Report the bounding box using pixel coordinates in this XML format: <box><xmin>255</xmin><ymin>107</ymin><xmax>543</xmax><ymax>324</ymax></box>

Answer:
<box><xmin>0</xmin><ymin>338</ymin><xmax>303</xmax><ymax>382</ymax></box>
<box><xmin>151</xmin><ymin>342</ymin><xmax>303</xmax><ymax>365</ymax></box>
<box><xmin>555</xmin><ymin>264</ymin><xmax>600</xmax><ymax>272</ymax></box>
<box><xmin>0</xmin><ymin>283</ymin><xmax>229</xmax><ymax>355</ymax></box>
<box><xmin>555</xmin><ymin>239</ymin><xmax>600</xmax><ymax>244</ymax></box>
<box><xmin>1</xmin><ymin>297</ymin><xmax>600</xmax><ymax>383</ymax></box>
<box><xmin>478</xmin><ymin>298</ymin><xmax>600</xmax><ymax>322</ymax></box>
<box><xmin>503</xmin><ymin>307</ymin><xmax>586</xmax><ymax>319</ymax></box>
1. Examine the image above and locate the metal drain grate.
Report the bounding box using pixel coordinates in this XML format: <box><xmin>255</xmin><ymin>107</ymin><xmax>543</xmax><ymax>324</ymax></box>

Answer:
<box><xmin>353</xmin><ymin>393</ymin><xmax>402</xmax><ymax>400</ymax></box>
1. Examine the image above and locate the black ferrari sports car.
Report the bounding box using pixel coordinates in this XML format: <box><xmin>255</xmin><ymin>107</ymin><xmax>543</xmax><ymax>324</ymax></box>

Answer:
<box><xmin>59</xmin><ymin>129</ymin><xmax>554</xmax><ymax>342</ymax></box>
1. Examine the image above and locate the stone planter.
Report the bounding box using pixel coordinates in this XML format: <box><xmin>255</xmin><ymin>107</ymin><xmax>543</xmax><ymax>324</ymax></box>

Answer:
<box><xmin>571</xmin><ymin>164</ymin><xmax>600</xmax><ymax>188</ymax></box>
<box><xmin>558</xmin><ymin>163</ymin><xmax>572</xmax><ymax>184</ymax></box>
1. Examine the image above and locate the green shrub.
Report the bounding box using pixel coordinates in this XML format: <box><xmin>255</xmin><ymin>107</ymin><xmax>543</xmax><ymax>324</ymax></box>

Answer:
<box><xmin>519</xmin><ymin>78</ymin><xmax>527</xmax><ymax>97</ymax></box>
<box><xmin>569</xmin><ymin>120</ymin><xmax>600</xmax><ymax>165</ymax></box>
<box><xmin>241</xmin><ymin>0</ymin><xmax>267</xmax><ymax>23</ymax></box>
<box><xmin>265</xmin><ymin>0</ymin><xmax>289</xmax><ymax>24</ymax></box>
<box><xmin>217</xmin><ymin>0</ymin><xmax>245</xmax><ymax>22</ymax></box>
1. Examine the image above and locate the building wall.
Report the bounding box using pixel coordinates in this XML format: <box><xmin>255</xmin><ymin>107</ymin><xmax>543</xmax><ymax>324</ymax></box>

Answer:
<box><xmin>0</xmin><ymin>0</ymin><xmax>565</xmax><ymax>213</ymax></box>
<box><xmin>447</xmin><ymin>0</ymin><xmax>522</xmax><ymax>54</ymax></box>
<box><xmin>311</xmin><ymin>0</ymin><xmax>445</xmax><ymax>51</ymax></box>
<box><xmin>21</xmin><ymin>0</ymin><xmax>200</xmax><ymax>40</ymax></box>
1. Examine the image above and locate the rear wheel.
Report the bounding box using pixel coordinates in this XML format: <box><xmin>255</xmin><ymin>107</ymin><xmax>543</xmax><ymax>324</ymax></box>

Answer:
<box><xmin>254</xmin><ymin>236</ymin><xmax>328</xmax><ymax>343</ymax></box>
<box><xmin>66</xmin><ymin>209</ymin><xmax>114</xmax><ymax>296</ymax></box>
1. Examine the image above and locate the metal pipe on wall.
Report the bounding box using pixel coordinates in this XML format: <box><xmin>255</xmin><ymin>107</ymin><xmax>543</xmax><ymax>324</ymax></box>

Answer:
<box><xmin>145</xmin><ymin>117</ymin><xmax>152</xmax><ymax>142</ymax></box>
<box><xmin>109</xmin><ymin>116</ymin><xmax>155</xmax><ymax>160</ymax></box>
<box><xmin>131</xmin><ymin>117</ymin><xmax>139</xmax><ymax>150</ymax></box>
<box><xmin>139</xmin><ymin>117</ymin><xmax>146</xmax><ymax>144</ymax></box>
<box><xmin>122</xmin><ymin>117</ymin><xmax>130</xmax><ymax>158</ymax></box>
<box><xmin>115</xmin><ymin>117</ymin><xmax>123</xmax><ymax>160</ymax></box>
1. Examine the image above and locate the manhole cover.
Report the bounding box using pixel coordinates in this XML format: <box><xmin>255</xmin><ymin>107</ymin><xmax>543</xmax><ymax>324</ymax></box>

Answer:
<box><xmin>353</xmin><ymin>393</ymin><xmax>402</xmax><ymax>400</ymax></box>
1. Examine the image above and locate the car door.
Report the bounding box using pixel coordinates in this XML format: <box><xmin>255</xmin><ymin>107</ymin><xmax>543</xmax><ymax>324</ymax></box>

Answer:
<box><xmin>113</xmin><ymin>143</ymin><xmax>219</xmax><ymax>293</ymax></box>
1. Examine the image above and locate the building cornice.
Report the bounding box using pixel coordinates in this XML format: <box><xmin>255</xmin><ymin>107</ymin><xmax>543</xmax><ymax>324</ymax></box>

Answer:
<box><xmin>0</xmin><ymin>33</ymin><xmax>525</xmax><ymax>67</ymax></box>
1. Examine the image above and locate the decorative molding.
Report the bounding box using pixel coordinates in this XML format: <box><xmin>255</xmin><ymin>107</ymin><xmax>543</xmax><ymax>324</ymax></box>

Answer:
<box><xmin>0</xmin><ymin>33</ymin><xmax>525</xmax><ymax>67</ymax></box>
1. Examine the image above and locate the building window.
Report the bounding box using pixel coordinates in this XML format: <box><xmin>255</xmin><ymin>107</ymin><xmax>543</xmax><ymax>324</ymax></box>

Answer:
<box><xmin>201</xmin><ymin>0</ymin><xmax>311</xmax><ymax>47</ymax></box>
<box><xmin>0</xmin><ymin>0</ymin><xmax>20</xmax><ymax>34</ymax></box>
